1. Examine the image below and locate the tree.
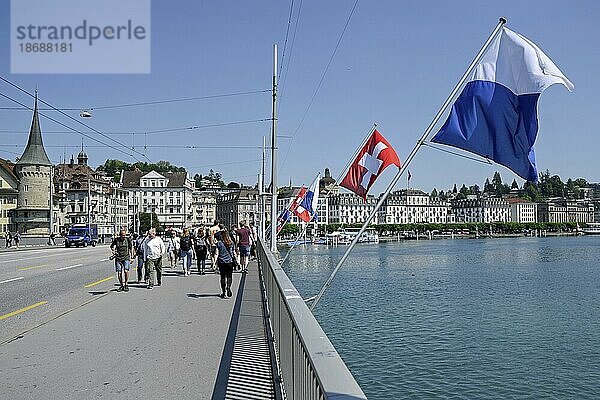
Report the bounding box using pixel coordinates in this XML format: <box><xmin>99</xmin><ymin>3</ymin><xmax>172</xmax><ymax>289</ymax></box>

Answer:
<box><xmin>484</xmin><ymin>178</ymin><xmax>493</xmax><ymax>194</ymax></box>
<box><xmin>193</xmin><ymin>173</ymin><xmax>202</xmax><ymax>188</ymax></box>
<box><xmin>139</xmin><ymin>212</ymin><xmax>160</xmax><ymax>233</ymax></box>
<box><xmin>97</xmin><ymin>159</ymin><xmax>131</xmax><ymax>177</ymax></box>
<box><xmin>522</xmin><ymin>181</ymin><xmax>541</xmax><ymax>202</ymax></box>
<box><xmin>452</xmin><ymin>184</ymin><xmax>458</xmax><ymax>194</ymax></box>
<box><xmin>431</xmin><ymin>188</ymin><xmax>438</xmax><ymax>197</ymax></box>
<box><xmin>227</xmin><ymin>181</ymin><xmax>240</xmax><ymax>189</ymax></box>
<box><xmin>511</xmin><ymin>179</ymin><xmax>519</xmax><ymax>189</ymax></box>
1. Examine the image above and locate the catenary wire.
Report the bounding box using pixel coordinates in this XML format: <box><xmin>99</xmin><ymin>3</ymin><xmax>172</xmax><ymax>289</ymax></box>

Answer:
<box><xmin>278</xmin><ymin>0</ymin><xmax>304</xmax><ymax>100</ymax></box>
<box><xmin>0</xmin><ymin>89</ymin><xmax>271</xmax><ymax>111</ymax></box>
<box><xmin>280</xmin><ymin>0</ymin><xmax>359</xmax><ymax>169</ymax></box>
<box><xmin>0</xmin><ymin>77</ymin><xmax>151</xmax><ymax>162</ymax></box>
<box><xmin>0</xmin><ymin>118</ymin><xmax>271</xmax><ymax>136</ymax></box>
<box><xmin>0</xmin><ymin>92</ymin><xmax>139</xmax><ymax>161</ymax></box>
<box><xmin>278</xmin><ymin>0</ymin><xmax>295</xmax><ymax>81</ymax></box>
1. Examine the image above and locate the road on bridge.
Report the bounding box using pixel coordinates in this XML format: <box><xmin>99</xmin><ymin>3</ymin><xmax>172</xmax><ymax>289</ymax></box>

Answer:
<box><xmin>0</xmin><ymin>245</ymin><xmax>120</xmax><ymax>342</ymax></box>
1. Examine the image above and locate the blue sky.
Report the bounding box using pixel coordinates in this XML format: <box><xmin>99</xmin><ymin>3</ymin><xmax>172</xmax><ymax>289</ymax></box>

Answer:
<box><xmin>0</xmin><ymin>1</ymin><xmax>597</xmax><ymax>194</ymax></box>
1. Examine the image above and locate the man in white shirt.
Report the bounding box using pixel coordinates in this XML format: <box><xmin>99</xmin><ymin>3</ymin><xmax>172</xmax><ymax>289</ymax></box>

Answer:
<box><xmin>144</xmin><ymin>228</ymin><xmax>166</xmax><ymax>289</ymax></box>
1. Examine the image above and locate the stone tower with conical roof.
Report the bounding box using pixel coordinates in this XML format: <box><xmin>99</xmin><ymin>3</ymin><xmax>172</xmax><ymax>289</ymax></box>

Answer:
<box><xmin>14</xmin><ymin>92</ymin><xmax>53</xmax><ymax>234</ymax></box>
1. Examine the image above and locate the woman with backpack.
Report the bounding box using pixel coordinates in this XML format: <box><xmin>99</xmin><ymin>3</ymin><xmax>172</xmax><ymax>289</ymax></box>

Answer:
<box><xmin>215</xmin><ymin>230</ymin><xmax>235</xmax><ymax>298</ymax></box>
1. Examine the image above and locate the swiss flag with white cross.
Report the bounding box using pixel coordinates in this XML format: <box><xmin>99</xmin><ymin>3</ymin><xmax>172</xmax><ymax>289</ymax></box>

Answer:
<box><xmin>340</xmin><ymin>129</ymin><xmax>401</xmax><ymax>200</ymax></box>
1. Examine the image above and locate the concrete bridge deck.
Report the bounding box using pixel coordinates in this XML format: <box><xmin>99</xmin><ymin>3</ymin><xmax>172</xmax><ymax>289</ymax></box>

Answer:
<box><xmin>0</xmin><ymin>258</ymin><xmax>275</xmax><ymax>400</ymax></box>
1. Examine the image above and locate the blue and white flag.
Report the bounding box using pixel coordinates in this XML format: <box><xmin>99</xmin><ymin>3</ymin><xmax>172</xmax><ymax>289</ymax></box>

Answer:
<box><xmin>432</xmin><ymin>27</ymin><xmax>574</xmax><ymax>182</ymax></box>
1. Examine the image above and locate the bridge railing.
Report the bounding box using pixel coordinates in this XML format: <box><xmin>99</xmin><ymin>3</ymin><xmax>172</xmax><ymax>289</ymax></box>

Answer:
<box><xmin>257</xmin><ymin>237</ymin><xmax>368</xmax><ymax>400</ymax></box>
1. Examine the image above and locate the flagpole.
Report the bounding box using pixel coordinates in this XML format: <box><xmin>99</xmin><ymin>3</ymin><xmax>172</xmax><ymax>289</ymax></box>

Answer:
<box><xmin>309</xmin><ymin>18</ymin><xmax>507</xmax><ymax>311</ymax></box>
<box><xmin>279</xmin><ymin>123</ymin><xmax>377</xmax><ymax>265</ymax></box>
<box><xmin>278</xmin><ymin>172</ymin><xmax>320</xmax><ymax>264</ymax></box>
<box><xmin>270</xmin><ymin>44</ymin><xmax>279</xmax><ymax>253</ymax></box>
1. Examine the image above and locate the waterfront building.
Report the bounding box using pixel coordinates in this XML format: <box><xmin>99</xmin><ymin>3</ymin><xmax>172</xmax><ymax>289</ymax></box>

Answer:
<box><xmin>121</xmin><ymin>169</ymin><xmax>194</xmax><ymax>232</ymax></box>
<box><xmin>537</xmin><ymin>198</ymin><xmax>594</xmax><ymax>223</ymax></box>
<box><xmin>377</xmin><ymin>189</ymin><xmax>449</xmax><ymax>224</ymax></box>
<box><xmin>191</xmin><ymin>189</ymin><xmax>216</xmax><ymax>227</ymax></box>
<box><xmin>507</xmin><ymin>197</ymin><xmax>538</xmax><ymax>223</ymax></box>
<box><xmin>328</xmin><ymin>192</ymin><xmax>377</xmax><ymax>224</ymax></box>
<box><xmin>452</xmin><ymin>196</ymin><xmax>510</xmax><ymax>223</ymax></box>
<box><xmin>216</xmin><ymin>188</ymin><xmax>259</xmax><ymax>228</ymax></box>
<box><xmin>0</xmin><ymin>158</ymin><xmax>18</xmax><ymax>234</ymax></box>
<box><xmin>12</xmin><ymin>96</ymin><xmax>53</xmax><ymax>235</ymax></box>
<box><xmin>54</xmin><ymin>151</ymin><xmax>128</xmax><ymax>239</ymax></box>
<box><xmin>277</xmin><ymin>186</ymin><xmax>329</xmax><ymax>227</ymax></box>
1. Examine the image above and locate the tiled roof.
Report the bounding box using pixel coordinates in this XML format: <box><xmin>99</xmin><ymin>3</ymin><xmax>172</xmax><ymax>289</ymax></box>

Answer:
<box><xmin>16</xmin><ymin>97</ymin><xmax>52</xmax><ymax>166</ymax></box>
<box><xmin>121</xmin><ymin>170</ymin><xmax>188</xmax><ymax>188</ymax></box>
<box><xmin>0</xmin><ymin>158</ymin><xmax>18</xmax><ymax>182</ymax></box>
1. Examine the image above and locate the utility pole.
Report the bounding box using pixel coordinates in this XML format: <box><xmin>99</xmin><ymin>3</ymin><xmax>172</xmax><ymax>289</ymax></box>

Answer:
<box><xmin>87</xmin><ymin>178</ymin><xmax>91</xmax><ymax>229</ymax></box>
<box><xmin>260</xmin><ymin>136</ymin><xmax>266</xmax><ymax>237</ymax></box>
<box><xmin>49</xmin><ymin>165</ymin><xmax>53</xmax><ymax>236</ymax></box>
<box><xmin>269</xmin><ymin>44</ymin><xmax>278</xmax><ymax>253</ymax></box>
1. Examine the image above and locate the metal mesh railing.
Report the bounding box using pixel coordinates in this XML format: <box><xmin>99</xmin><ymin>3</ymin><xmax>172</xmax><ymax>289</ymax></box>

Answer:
<box><xmin>257</xmin><ymin>237</ymin><xmax>368</xmax><ymax>400</ymax></box>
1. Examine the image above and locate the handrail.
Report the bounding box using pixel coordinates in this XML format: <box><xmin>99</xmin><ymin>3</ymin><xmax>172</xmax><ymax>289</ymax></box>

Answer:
<box><xmin>257</xmin><ymin>236</ymin><xmax>367</xmax><ymax>400</ymax></box>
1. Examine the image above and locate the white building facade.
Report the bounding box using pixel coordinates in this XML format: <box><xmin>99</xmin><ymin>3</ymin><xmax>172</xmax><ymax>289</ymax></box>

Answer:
<box><xmin>452</xmin><ymin>197</ymin><xmax>510</xmax><ymax>223</ymax></box>
<box><xmin>378</xmin><ymin>189</ymin><xmax>449</xmax><ymax>224</ymax></box>
<box><xmin>507</xmin><ymin>198</ymin><xmax>538</xmax><ymax>223</ymax></box>
<box><xmin>328</xmin><ymin>192</ymin><xmax>377</xmax><ymax>224</ymax></box>
<box><xmin>121</xmin><ymin>170</ymin><xmax>195</xmax><ymax>232</ymax></box>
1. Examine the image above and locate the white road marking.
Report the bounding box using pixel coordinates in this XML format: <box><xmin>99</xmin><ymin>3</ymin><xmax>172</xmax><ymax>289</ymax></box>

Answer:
<box><xmin>56</xmin><ymin>264</ymin><xmax>83</xmax><ymax>271</ymax></box>
<box><xmin>0</xmin><ymin>276</ymin><xmax>25</xmax><ymax>284</ymax></box>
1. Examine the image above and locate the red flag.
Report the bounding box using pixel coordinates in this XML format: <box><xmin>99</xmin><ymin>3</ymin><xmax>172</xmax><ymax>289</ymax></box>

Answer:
<box><xmin>339</xmin><ymin>129</ymin><xmax>400</xmax><ymax>200</ymax></box>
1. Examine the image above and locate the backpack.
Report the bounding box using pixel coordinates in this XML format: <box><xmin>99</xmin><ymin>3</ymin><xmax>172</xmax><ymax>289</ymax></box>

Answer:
<box><xmin>180</xmin><ymin>236</ymin><xmax>192</xmax><ymax>251</ymax></box>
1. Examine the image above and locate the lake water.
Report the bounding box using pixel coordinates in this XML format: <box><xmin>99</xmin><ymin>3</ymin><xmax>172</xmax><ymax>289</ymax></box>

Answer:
<box><xmin>281</xmin><ymin>236</ymin><xmax>600</xmax><ymax>399</ymax></box>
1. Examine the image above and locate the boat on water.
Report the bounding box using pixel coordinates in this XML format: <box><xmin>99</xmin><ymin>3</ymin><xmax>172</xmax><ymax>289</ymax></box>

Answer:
<box><xmin>280</xmin><ymin>239</ymin><xmax>312</xmax><ymax>246</ymax></box>
<box><xmin>581</xmin><ymin>223</ymin><xmax>600</xmax><ymax>235</ymax></box>
<box><xmin>328</xmin><ymin>227</ymin><xmax>380</xmax><ymax>244</ymax></box>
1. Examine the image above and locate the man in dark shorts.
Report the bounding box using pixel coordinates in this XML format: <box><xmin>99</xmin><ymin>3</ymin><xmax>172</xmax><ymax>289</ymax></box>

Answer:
<box><xmin>236</xmin><ymin>221</ymin><xmax>252</xmax><ymax>273</ymax></box>
<box><xmin>110</xmin><ymin>229</ymin><xmax>135</xmax><ymax>292</ymax></box>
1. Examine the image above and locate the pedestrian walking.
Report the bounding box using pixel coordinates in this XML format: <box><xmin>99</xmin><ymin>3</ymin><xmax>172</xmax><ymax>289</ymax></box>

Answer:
<box><xmin>165</xmin><ymin>232</ymin><xmax>177</xmax><ymax>268</ymax></box>
<box><xmin>110</xmin><ymin>229</ymin><xmax>135</xmax><ymax>292</ymax></box>
<box><xmin>249</xmin><ymin>222</ymin><xmax>258</xmax><ymax>260</ymax></box>
<box><xmin>5</xmin><ymin>232</ymin><xmax>12</xmax><ymax>248</ymax></box>
<box><xmin>134</xmin><ymin>232</ymin><xmax>147</xmax><ymax>283</ymax></box>
<box><xmin>144</xmin><ymin>228</ymin><xmax>166</xmax><ymax>289</ymax></box>
<box><xmin>208</xmin><ymin>220</ymin><xmax>220</xmax><ymax>271</ymax></box>
<box><xmin>180</xmin><ymin>228</ymin><xmax>193</xmax><ymax>276</ymax></box>
<box><xmin>236</xmin><ymin>221</ymin><xmax>252</xmax><ymax>273</ymax></box>
<box><xmin>14</xmin><ymin>232</ymin><xmax>21</xmax><ymax>248</ymax></box>
<box><xmin>194</xmin><ymin>227</ymin><xmax>208</xmax><ymax>275</ymax></box>
<box><xmin>229</xmin><ymin>225</ymin><xmax>241</xmax><ymax>270</ymax></box>
<box><xmin>216</xmin><ymin>230</ymin><xmax>236</xmax><ymax>298</ymax></box>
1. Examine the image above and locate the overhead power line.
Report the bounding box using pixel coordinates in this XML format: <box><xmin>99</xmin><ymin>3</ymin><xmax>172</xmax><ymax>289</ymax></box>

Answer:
<box><xmin>0</xmin><ymin>92</ymin><xmax>139</xmax><ymax>161</ymax></box>
<box><xmin>278</xmin><ymin>0</ymin><xmax>304</xmax><ymax>100</ymax></box>
<box><xmin>281</xmin><ymin>0</ymin><xmax>360</xmax><ymax>167</ymax></box>
<box><xmin>0</xmin><ymin>118</ymin><xmax>270</xmax><ymax>136</ymax></box>
<box><xmin>0</xmin><ymin>76</ymin><xmax>150</xmax><ymax>162</ymax></box>
<box><xmin>278</xmin><ymin>0</ymin><xmax>296</xmax><ymax>80</ymax></box>
<box><xmin>0</xmin><ymin>89</ymin><xmax>271</xmax><ymax>111</ymax></box>
<box><xmin>0</xmin><ymin>144</ymin><xmax>264</xmax><ymax>150</ymax></box>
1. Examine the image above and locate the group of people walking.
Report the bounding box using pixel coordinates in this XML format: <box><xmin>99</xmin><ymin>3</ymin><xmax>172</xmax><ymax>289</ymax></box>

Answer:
<box><xmin>3</xmin><ymin>232</ymin><xmax>21</xmax><ymax>248</ymax></box>
<box><xmin>110</xmin><ymin>220</ymin><xmax>257</xmax><ymax>299</ymax></box>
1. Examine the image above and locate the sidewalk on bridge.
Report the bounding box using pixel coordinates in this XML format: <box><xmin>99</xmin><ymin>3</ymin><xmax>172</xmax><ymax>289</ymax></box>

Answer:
<box><xmin>0</xmin><ymin>261</ymin><xmax>252</xmax><ymax>399</ymax></box>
